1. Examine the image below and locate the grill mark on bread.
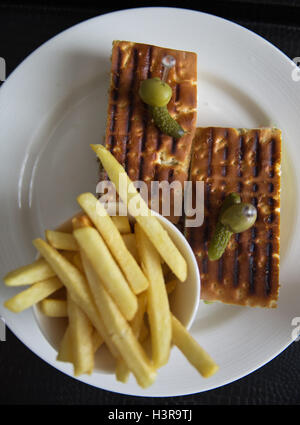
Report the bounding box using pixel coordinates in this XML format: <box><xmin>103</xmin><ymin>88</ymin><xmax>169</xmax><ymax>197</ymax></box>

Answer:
<box><xmin>249</xmin><ymin>244</ymin><xmax>256</xmax><ymax>294</ymax></box>
<box><xmin>237</xmin><ymin>134</ymin><xmax>244</xmax><ymax>177</ymax></box>
<box><xmin>111</xmin><ymin>46</ymin><xmax>122</xmax><ymax>101</ymax></box>
<box><xmin>252</xmin><ymin>196</ymin><xmax>258</xmax><ymax>220</ymax></box>
<box><xmin>126</xmin><ymin>48</ymin><xmax>138</xmax><ymax>135</ymax></box>
<box><xmin>218</xmin><ymin>257</ymin><xmax>223</xmax><ymax>284</ymax></box>
<box><xmin>146</xmin><ymin>46</ymin><xmax>153</xmax><ymax>78</ymax></box>
<box><xmin>202</xmin><ymin>182</ymin><xmax>211</xmax><ymax>276</ymax></box>
<box><xmin>222</xmin><ymin>144</ymin><xmax>228</xmax><ymax>177</ymax></box>
<box><xmin>267</xmin><ymin>196</ymin><xmax>274</xmax><ymax>224</ymax></box>
<box><xmin>157</xmin><ymin>133</ymin><xmax>163</xmax><ymax>151</ymax></box>
<box><xmin>138</xmin><ymin>47</ymin><xmax>152</xmax><ymax>181</ymax></box>
<box><xmin>175</xmin><ymin>84</ymin><xmax>180</xmax><ymax>102</ymax></box>
<box><xmin>249</xmin><ymin>225</ymin><xmax>257</xmax><ymax>294</ymax></box>
<box><xmin>109</xmin><ymin>104</ymin><xmax>117</xmax><ymax>133</ymax></box>
<box><xmin>171</xmin><ymin>137</ymin><xmax>177</xmax><ymax>155</ymax></box>
<box><xmin>207</xmin><ymin>128</ymin><xmax>213</xmax><ymax>177</ymax></box>
<box><xmin>232</xmin><ymin>180</ymin><xmax>242</xmax><ymax>288</ymax></box>
<box><xmin>265</xmin><ymin>242</ymin><xmax>273</xmax><ymax>295</ymax></box>
<box><xmin>253</xmin><ymin>131</ymin><xmax>260</xmax><ymax>177</ymax></box>
<box><xmin>169</xmin><ymin>168</ymin><xmax>175</xmax><ymax>180</ymax></box>
<box><xmin>268</xmin><ymin>182</ymin><xmax>274</xmax><ymax>193</ymax></box>
<box><xmin>106</xmin><ymin>135</ymin><xmax>114</xmax><ymax>151</ymax></box>
<box><xmin>124</xmin><ymin>136</ymin><xmax>130</xmax><ymax>172</ymax></box>
<box><xmin>109</xmin><ymin>46</ymin><xmax>122</xmax><ymax>154</ymax></box>
<box><xmin>269</xmin><ymin>138</ymin><xmax>275</xmax><ymax>178</ymax></box>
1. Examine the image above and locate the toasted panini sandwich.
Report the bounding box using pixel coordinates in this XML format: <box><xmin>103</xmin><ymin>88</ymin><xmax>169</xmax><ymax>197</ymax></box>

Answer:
<box><xmin>186</xmin><ymin>127</ymin><xmax>281</xmax><ymax>308</ymax></box>
<box><xmin>102</xmin><ymin>40</ymin><xmax>197</xmax><ymax>222</ymax></box>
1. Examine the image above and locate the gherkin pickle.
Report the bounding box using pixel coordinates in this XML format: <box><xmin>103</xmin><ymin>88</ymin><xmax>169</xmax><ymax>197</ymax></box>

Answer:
<box><xmin>208</xmin><ymin>222</ymin><xmax>233</xmax><ymax>261</ymax></box>
<box><xmin>149</xmin><ymin>105</ymin><xmax>186</xmax><ymax>139</ymax></box>
<box><xmin>219</xmin><ymin>192</ymin><xmax>241</xmax><ymax>216</ymax></box>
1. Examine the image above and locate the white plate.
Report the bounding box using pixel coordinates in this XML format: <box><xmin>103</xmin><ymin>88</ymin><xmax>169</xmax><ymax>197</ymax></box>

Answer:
<box><xmin>0</xmin><ymin>7</ymin><xmax>299</xmax><ymax>397</ymax></box>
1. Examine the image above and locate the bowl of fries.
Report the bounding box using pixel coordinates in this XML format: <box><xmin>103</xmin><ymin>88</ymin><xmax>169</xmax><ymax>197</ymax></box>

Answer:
<box><xmin>3</xmin><ymin>146</ymin><xmax>219</xmax><ymax>388</ymax></box>
<box><xmin>30</xmin><ymin>209</ymin><xmax>201</xmax><ymax>377</ymax></box>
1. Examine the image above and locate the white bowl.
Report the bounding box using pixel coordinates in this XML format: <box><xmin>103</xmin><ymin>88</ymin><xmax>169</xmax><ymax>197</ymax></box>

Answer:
<box><xmin>154</xmin><ymin>213</ymin><xmax>201</xmax><ymax>330</ymax></box>
<box><xmin>33</xmin><ymin>212</ymin><xmax>201</xmax><ymax>373</ymax></box>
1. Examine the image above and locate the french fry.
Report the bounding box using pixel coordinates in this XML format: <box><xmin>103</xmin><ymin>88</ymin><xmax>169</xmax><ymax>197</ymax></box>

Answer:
<box><xmin>56</xmin><ymin>212</ymin><xmax>83</xmax><ymax>233</ymax></box>
<box><xmin>116</xmin><ymin>292</ymin><xmax>147</xmax><ymax>383</ymax></box>
<box><xmin>92</xmin><ymin>330</ymin><xmax>104</xmax><ymax>353</ymax></box>
<box><xmin>73</xmin><ymin>227</ymin><xmax>138</xmax><ymax>321</ymax></box>
<box><xmin>137</xmin><ymin>215</ymin><xmax>187</xmax><ymax>282</ymax></box>
<box><xmin>91</xmin><ymin>144</ymin><xmax>187</xmax><ymax>282</ymax></box>
<box><xmin>111</xmin><ymin>215</ymin><xmax>131</xmax><ymax>234</ymax></box>
<box><xmin>115</xmin><ymin>360</ymin><xmax>130</xmax><ymax>383</ymax></box>
<box><xmin>57</xmin><ymin>326</ymin><xmax>73</xmax><ymax>363</ymax></box>
<box><xmin>171</xmin><ymin>314</ymin><xmax>219</xmax><ymax>378</ymax></box>
<box><xmin>40</xmin><ymin>298</ymin><xmax>68</xmax><ymax>317</ymax></box>
<box><xmin>135</xmin><ymin>223</ymin><xmax>171</xmax><ymax>368</ymax></box>
<box><xmin>46</xmin><ymin>230</ymin><xmax>78</xmax><ymax>251</ymax></box>
<box><xmin>122</xmin><ymin>233</ymin><xmax>139</xmax><ymax>263</ymax></box>
<box><xmin>32</xmin><ymin>238</ymin><xmax>118</xmax><ymax>357</ymax></box>
<box><xmin>71</xmin><ymin>211</ymin><xmax>106</xmax><ymax>355</ymax></box>
<box><xmin>130</xmin><ymin>292</ymin><xmax>147</xmax><ymax>336</ymax></box>
<box><xmin>71</xmin><ymin>252</ymin><xmax>84</xmax><ymax>273</ymax></box>
<box><xmin>81</xmin><ymin>251</ymin><xmax>156</xmax><ymax>388</ymax></box>
<box><xmin>72</xmin><ymin>214</ymin><xmax>94</xmax><ymax>230</ymax></box>
<box><xmin>4</xmin><ymin>276</ymin><xmax>63</xmax><ymax>313</ymax></box>
<box><xmin>70</xmin><ymin>217</ymin><xmax>89</xmax><ymax>273</ymax></box>
<box><xmin>3</xmin><ymin>258</ymin><xmax>55</xmax><ymax>286</ymax></box>
<box><xmin>90</xmin><ymin>144</ymin><xmax>148</xmax><ymax>216</ymax></box>
<box><xmin>67</xmin><ymin>293</ymin><xmax>94</xmax><ymax>376</ymax></box>
<box><xmin>77</xmin><ymin>193</ymin><xmax>148</xmax><ymax>295</ymax></box>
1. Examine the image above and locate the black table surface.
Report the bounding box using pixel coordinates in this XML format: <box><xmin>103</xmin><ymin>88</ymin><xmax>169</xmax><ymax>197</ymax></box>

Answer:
<box><xmin>1</xmin><ymin>0</ymin><xmax>300</xmax><ymax>407</ymax></box>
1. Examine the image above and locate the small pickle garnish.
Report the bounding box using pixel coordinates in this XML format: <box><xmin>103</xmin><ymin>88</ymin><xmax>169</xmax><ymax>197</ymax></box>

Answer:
<box><xmin>207</xmin><ymin>221</ymin><xmax>234</xmax><ymax>262</ymax></box>
<box><xmin>148</xmin><ymin>105</ymin><xmax>186</xmax><ymax>139</ymax></box>
<box><xmin>139</xmin><ymin>78</ymin><xmax>186</xmax><ymax>139</ymax></box>
<box><xmin>218</xmin><ymin>192</ymin><xmax>241</xmax><ymax>216</ymax></box>
<box><xmin>208</xmin><ymin>193</ymin><xmax>241</xmax><ymax>261</ymax></box>
<box><xmin>208</xmin><ymin>193</ymin><xmax>257</xmax><ymax>261</ymax></box>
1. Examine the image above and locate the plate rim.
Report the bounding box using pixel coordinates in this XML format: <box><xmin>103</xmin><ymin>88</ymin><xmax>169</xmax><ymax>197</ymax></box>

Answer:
<box><xmin>0</xmin><ymin>6</ymin><xmax>299</xmax><ymax>397</ymax></box>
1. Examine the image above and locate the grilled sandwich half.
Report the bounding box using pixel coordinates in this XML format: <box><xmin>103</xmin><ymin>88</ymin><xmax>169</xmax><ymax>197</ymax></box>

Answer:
<box><xmin>186</xmin><ymin>127</ymin><xmax>281</xmax><ymax>308</ymax></box>
<box><xmin>102</xmin><ymin>40</ymin><xmax>197</xmax><ymax>223</ymax></box>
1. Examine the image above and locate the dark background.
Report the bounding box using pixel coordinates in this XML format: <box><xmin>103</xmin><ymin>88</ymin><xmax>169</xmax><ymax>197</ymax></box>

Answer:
<box><xmin>1</xmin><ymin>0</ymin><xmax>300</xmax><ymax>406</ymax></box>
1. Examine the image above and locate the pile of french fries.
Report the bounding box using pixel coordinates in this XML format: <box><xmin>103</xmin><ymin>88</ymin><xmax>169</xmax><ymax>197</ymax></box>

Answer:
<box><xmin>2</xmin><ymin>145</ymin><xmax>218</xmax><ymax>388</ymax></box>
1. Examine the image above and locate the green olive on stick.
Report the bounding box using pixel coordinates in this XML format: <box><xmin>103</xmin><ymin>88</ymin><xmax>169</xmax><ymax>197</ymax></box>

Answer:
<box><xmin>139</xmin><ymin>78</ymin><xmax>172</xmax><ymax>107</ymax></box>
<box><xmin>220</xmin><ymin>203</ymin><xmax>257</xmax><ymax>234</ymax></box>
<box><xmin>208</xmin><ymin>194</ymin><xmax>257</xmax><ymax>261</ymax></box>
<box><xmin>139</xmin><ymin>78</ymin><xmax>186</xmax><ymax>139</ymax></box>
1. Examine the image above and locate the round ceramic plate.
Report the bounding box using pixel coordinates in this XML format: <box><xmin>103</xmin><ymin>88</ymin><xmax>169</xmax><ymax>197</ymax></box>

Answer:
<box><xmin>0</xmin><ymin>7</ymin><xmax>299</xmax><ymax>397</ymax></box>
